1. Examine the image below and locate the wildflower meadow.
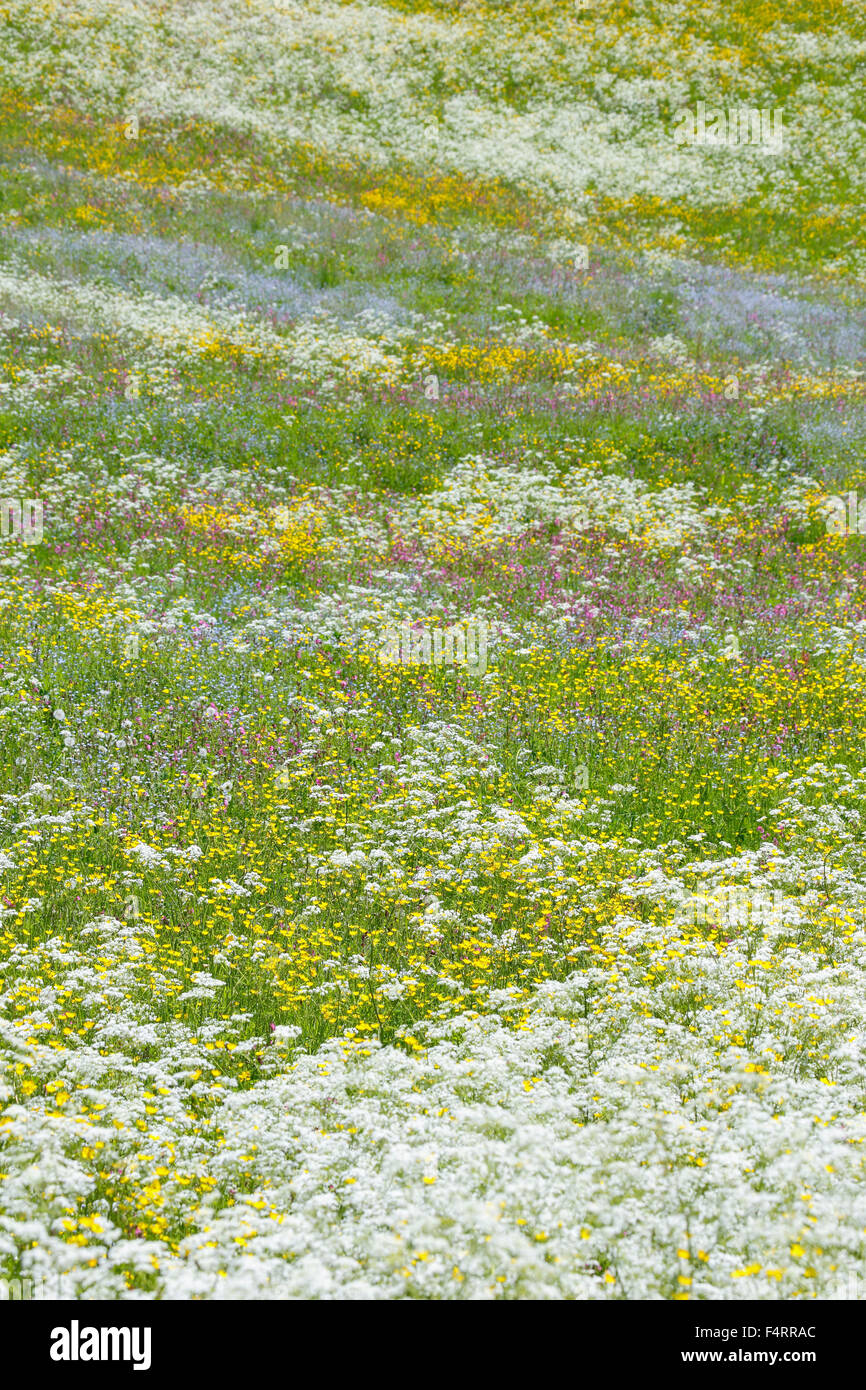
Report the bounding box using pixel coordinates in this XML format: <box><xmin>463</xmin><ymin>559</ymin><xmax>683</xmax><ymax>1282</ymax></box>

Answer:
<box><xmin>1</xmin><ymin>0</ymin><xmax>865</xmax><ymax>1320</ymax></box>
